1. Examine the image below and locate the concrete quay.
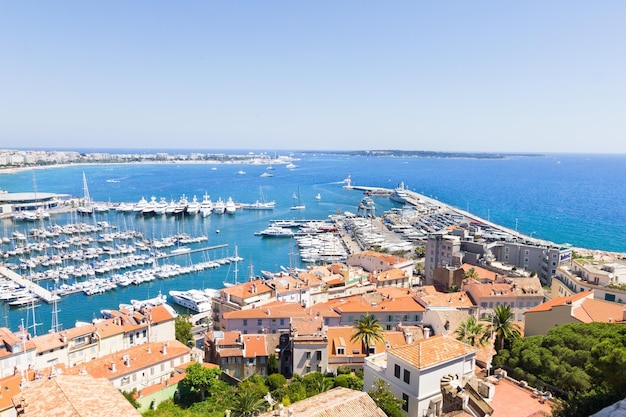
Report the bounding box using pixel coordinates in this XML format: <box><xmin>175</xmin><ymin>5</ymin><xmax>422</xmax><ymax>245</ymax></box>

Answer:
<box><xmin>0</xmin><ymin>266</ymin><xmax>60</xmax><ymax>303</ymax></box>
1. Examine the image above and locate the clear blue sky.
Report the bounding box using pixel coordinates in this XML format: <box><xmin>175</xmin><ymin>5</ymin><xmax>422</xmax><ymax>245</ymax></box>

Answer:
<box><xmin>1</xmin><ymin>2</ymin><xmax>624</xmax><ymax>153</ymax></box>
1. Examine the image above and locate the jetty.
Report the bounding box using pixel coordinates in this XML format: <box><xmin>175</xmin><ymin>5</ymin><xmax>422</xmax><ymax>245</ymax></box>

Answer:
<box><xmin>0</xmin><ymin>266</ymin><xmax>60</xmax><ymax>303</ymax></box>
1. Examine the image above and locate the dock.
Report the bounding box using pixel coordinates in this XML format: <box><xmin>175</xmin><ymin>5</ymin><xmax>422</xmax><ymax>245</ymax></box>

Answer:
<box><xmin>0</xmin><ymin>266</ymin><xmax>60</xmax><ymax>303</ymax></box>
<box><xmin>154</xmin><ymin>244</ymin><xmax>229</xmax><ymax>260</ymax></box>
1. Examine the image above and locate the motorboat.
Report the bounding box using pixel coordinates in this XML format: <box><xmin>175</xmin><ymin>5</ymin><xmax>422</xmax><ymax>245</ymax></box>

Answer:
<box><xmin>141</xmin><ymin>196</ymin><xmax>158</xmax><ymax>216</ymax></box>
<box><xmin>255</xmin><ymin>225</ymin><xmax>294</xmax><ymax>238</ymax></box>
<box><xmin>154</xmin><ymin>197</ymin><xmax>168</xmax><ymax>215</ymax></box>
<box><xmin>173</xmin><ymin>194</ymin><xmax>188</xmax><ymax>215</ymax></box>
<box><xmin>165</xmin><ymin>198</ymin><xmax>177</xmax><ymax>215</ymax></box>
<box><xmin>169</xmin><ymin>289</ymin><xmax>214</xmax><ymax>313</ymax></box>
<box><xmin>133</xmin><ymin>197</ymin><xmax>148</xmax><ymax>213</ymax></box>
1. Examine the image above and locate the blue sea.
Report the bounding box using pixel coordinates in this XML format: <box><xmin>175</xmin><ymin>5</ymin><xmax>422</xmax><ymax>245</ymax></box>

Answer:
<box><xmin>1</xmin><ymin>151</ymin><xmax>625</xmax><ymax>333</ymax></box>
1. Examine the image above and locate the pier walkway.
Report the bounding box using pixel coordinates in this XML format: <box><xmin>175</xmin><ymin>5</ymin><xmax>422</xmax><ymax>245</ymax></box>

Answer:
<box><xmin>0</xmin><ymin>266</ymin><xmax>59</xmax><ymax>303</ymax></box>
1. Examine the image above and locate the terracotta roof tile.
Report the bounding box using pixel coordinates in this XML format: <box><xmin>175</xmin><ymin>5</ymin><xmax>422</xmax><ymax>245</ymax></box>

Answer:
<box><xmin>387</xmin><ymin>334</ymin><xmax>477</xmax><ymax>369</ymax></box>
<box><xmin>64</xmin><ymin>340</ymin><xmax>189</xmax><ymax>380</ymax></box>
<box><xmin>258</xmin><ymin>386</ymin><xmax>386</xmax><ymax>417</ymax></box>
<box><xmin>11</xmin><ymin>375</ymin><xmax>141</xmax><ymax>417</ymax></box>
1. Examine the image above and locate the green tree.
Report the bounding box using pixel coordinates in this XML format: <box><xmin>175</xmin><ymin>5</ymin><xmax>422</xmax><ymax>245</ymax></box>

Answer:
<box><xmin>231</xmin><ymin>385</ymin><xmax>267</xmax><ymax>417</ymax></box>
<box><xmin>302</xmin><ymin>372</ymin><xmax>333</xmax><ymax>397</ymax></box>
<box><xmin>175</xmin><ymin>315</ymin><xmax>193</xmax><ymax>346</ymax></box>
<box><xmin>455</xmin><ymin>317</ymin><xmax>489</xmax><ymax>347</ymax></box>
<box><xmin>334</xmin><ymin>374</ymin><xmax>364</xmax><ymax>391</ymax></box>
<box><xmin>489</xmin><ymin>304</ymin><xmax>521</xmax><ymax>351</ymax></box>
<box><xmin>181</xmin><ymin>363</ymin><xmax>221</xmax><ymax>401</ymax></box>
<box><xmin>351</xmin><ymin>313</ymin><xmax>385</xmax><ymax>355</ymax></box>
<box><xmin>265</xmin><ymin>373</ymin><xmax>287</xmax><ymax>392</ymax></box>
<box><xmin>268</xmin><ymin>353</ymin><xmax>279</xmax><ymax>375</ymax></box>
<box><xmin>120</xmin><ymin>389</ymin><xmax>140</xmax><ymax>409</ymax></box>
<box><xmin>368</xmin><ymin>378</ymin><xmax>404</xmax><ymax>417</ymax></box>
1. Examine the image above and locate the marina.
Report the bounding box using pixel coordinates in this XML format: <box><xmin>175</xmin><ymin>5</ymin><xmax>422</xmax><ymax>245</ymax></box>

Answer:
<box><xmin>0</xmin><ymin>152</ymin><xmax>624</xmax><ymax>332</ymax></box>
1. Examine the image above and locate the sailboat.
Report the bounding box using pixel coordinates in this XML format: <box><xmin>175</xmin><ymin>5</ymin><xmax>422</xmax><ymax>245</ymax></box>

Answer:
<box><xmin>76</xmin><ymin>172</ymin><xmax>94</xmax><ymax>215</ymax></box>
<box><xmin>315</xmin><ymin>193</ymin><xmax>321</xmax><ymax>201</ymax></box>
<box><xmin>223</xmin><ymin>246</ymin><xmax>240</xmax><ymax>287</ymax></box>
<box><xmin>291</xmin><ymin>187</ymin><xmax>305</xmax><ymax>210</ymax></box>
<box><xmin>242</xmin><ymin>187</ymin><xmax>275</xmax><ymax>210</ymax></box>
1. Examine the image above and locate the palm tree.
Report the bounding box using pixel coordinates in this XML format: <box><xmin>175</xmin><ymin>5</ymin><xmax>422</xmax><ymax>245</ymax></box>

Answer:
<box><xmin>489</xmin><ymin>304</ymin><xmax>521</xmax><ymax>351</ymax></box>
<box><xmin>462</xmin><ymin>267</ymin><xmax>480</xmax><ymax>281</ymax></box>
<box><xmin>351</xmin><ymin>313</ymin><xmax>385</xmax><ymax>355</ymax></box>
<box><xmin>455</xmin><ymin>317</ymin><xmax>488</xmax><ymax>347</ymax></box>
<box><xmin>231</xmin><ymin>388</ymin><xmax>267</xmax><ymax>417</ymax></box>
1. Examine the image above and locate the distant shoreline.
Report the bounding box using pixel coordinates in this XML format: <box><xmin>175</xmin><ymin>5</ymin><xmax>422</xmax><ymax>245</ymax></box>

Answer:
<box><xmin>2</xmin><ymin>160</ymin><xmax>625</xmax><ymax>263</ymax></box>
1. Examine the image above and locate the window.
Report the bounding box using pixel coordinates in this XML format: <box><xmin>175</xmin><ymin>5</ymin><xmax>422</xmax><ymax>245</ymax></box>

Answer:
<box><xmin>394</xmin><ymin>364</ymin><xmax>401</xmax><ymax>378</ymax></box>
<box><xmin>243</xmin><ymin>319</ymin><xmax>248</xmax><ymax>326</ymax></box>
<box><xmin>306</xmin><ymin>351</ymin><xmax>311</xmax><ymax>359</ymax></box>
<box><xmin>280</xmin><ymin>318</ymin><xmax>285</xmax><ymax>325</ymax></box>
<box><xmin>403</xmin><ymin>369</ymin><xmax>410</xmax><ymax>384</ymax></box>
<box><xmin>348</xmin><ymin>315</ymin><xmax>353</xmax><ymax>323</ymax></box>
<box><xmin>306</xmin><ymin>366</ymin><xmax>311</xmax><ymax>373</ymax></box>
<box><xmin>316</xmin><ymin>351</ymin><xmax>322</xmax><ymax>361</ymax></box>
<box><xmin>402</xmin><ymin>393</ymin><xmax>409</xmax><ymax>412</ymax></box>
<box><xmin>316</xmin><ymin>366</ymin><xmax>322</xmax><ymax>373</ymax></box>
<box><xmin>257</xmin><ymin>319</ymin><xmax>262</xmax><ymax>326</ymax></box>
<box><xmin>337</xmin><ymin>347</ymin><xmax>345</xmax><ymax>355</ymax></box>
<box><xmin>388</xmin><ymin>315</ymin><xmax>393</xmax><ymax>322</ymax></box>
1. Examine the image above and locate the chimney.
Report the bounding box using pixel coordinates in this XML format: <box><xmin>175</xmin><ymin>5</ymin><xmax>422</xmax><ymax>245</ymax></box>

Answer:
<box><xmin>147</xmin><ymin>345</ymin><xmax>151</xmax><ymax>354</ymax></box>
<box><xmin>61</xmin><ymin>332</ymin><xmax>67</xmax><ymax>343</ymax></box>
<box><xmin>405</xmin><ymin>332</ymin><xmax>413</xmax><ymax>345</ymax></box>
<box><xmin>622</xmin><ymin>309</ymin><xmax>626</xmax><ymax>322</ymax></box>
<box><xmin>424</xmin><ymin>327</ymin><xmax>431</xmax><ymax>339</ymax></box>
<box><xmin>162</xmin><ymin>344</ymin><xmax>167</xmax><ymax>355</ymax></box>
<box><xmin>123</xmin><ymin>354</ymin><xmax>130</xmax><ymax>367</ymax></box>
<box><xmin>110</xmin><ymin>362</ymin><xmax>117</xmax><ymax>372</ymax></box>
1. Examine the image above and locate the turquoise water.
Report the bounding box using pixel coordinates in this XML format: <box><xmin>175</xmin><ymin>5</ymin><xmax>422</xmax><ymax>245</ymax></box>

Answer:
<box><xmin>1</xmin><ymin>151</ymin><xmax>625</xmax><ymax>332</ymax></box>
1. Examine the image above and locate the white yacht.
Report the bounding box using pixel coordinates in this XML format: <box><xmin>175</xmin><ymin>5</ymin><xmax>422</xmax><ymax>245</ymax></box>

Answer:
<box><xmin>141</xmin><ymin>196</ymin><xmax>158</xmax><ymax>215</ymax></box>
<box><xmin>389</xmin><ymin>182</ymin><xmax>411</xmax><ymax>204</ymax></box>
<box><xmin>213</xmin><ymin>198</ymin><xmax>226</xmax><ymax>214</ymax></box>
<box><xmin>154</xmin><ymin>197</ymin><xmax>168</xmax><ymax>215</ymax></box>
<box><xmin>186</xmin><ymin>195</ymin><xmax>201</xmax><ymax>215</ymax></box>
<box><xmin>255</xmin><ymin>225</ymin><xmax>294</xmax><ymax>238</ymax></box>
<box><xmin>225</xmin><ymin>197</ymin><xmax>237</xmax><ymax>214</ymax></box>
<box><xmin>200</xmin><ymin>192</ymin><xmax>213</xmax><ymax>217</ymax></box>
<box><xmin>169</xmin><ymin>289</ymin><xmax>214</xmax><ymax>313</ymax></box>
<box><xmin>133</xmin><ymin>197</ymin><xmax>149</xmax><ymax>213</ymax></box>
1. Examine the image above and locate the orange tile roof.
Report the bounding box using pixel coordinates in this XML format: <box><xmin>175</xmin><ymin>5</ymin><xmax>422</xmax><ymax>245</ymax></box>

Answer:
<box><xmin>373</xmin><ymin>268</ymin><xmax>407</xmax><ymax>281</ymax></box>
<box><xmin>572</xmin><ymin>298</ymin><xmax>626</xmax><ymax>323</ymax></box>
<box><xmin>387</xmin><ymin>335</ymin><xmax>477</xmax><ymax>369</ymax></box>
<box><xmin>63</xmin><ymin>340</ymin><xmax>190</xmax><ymax>380</ymax></box>
<box><xmin>243</xmin><ymin>334</ymin><xmax>267</xmax><ymax>358</ymax></box>
<box><xmin>11</xmin><ymin>374</ymin><xmax>141</xmax><ymax>417</ymax></box>
<box><xmin>461</xmin><ymin>264</ymin><xmax>500</xmax><ymax>281</ymax></box>
<box><xmin>146</xmin><ymin>304</ymin><xmax>177</xmax><ymax>323</ymax></box>
<box><xmin>221</xmin><ymin>280</ymin><xmax>273</xmax><ymax>299</ymax></box>
<box><xmin>327</xmin><ymin>327</ymin><xmax>406</xmax><ymax>358</ymax></box>
<box><xmin>415</xmin><ymin>290</ymin><xmax>475</xmax><ymax>308</ymax></box>
<box><xmin>0</xmin><ymin>373</ymin><xmax>23</xmax><ymax>411</ymax></box>
<box><xmin>360</xmin><ymin>251</ymin><xmax>408</xmax><ymax>264</ymax></box>
<box><xmin>463</xmin><ymin>279</ymin><xmax>544</xmax><ymax>299</ymax></box>
<box><xmin>525</xmin><ymin>291</ymin><xmax>591</xmax><ymax>313</ymax></box>
<box><xmin>332</xmin><ymin>295</ymin><xmax>425</xmax><ymax>314</ymax></box>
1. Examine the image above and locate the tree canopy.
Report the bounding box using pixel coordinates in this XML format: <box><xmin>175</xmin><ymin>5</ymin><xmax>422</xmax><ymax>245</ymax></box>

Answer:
<box><xmin>489</xmin><ymin>304</ymin><xmax>521</xmax><ymax>351</ymax></box>
<box><xmin>493</xmin><ymin>322</ymin><xmax>626</xmax><ymax>417</ymax></box>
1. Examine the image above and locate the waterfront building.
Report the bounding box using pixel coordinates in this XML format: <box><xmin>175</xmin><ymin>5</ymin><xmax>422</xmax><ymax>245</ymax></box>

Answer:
<box><xmin>363</xmin><ymin>334</ymin><xmax>480</xmax><ymax>417</ymax></box>
<box><xmin>524</xmin><ymin>291</ymin><xmax>626</xmax><ymax>336</ymax></box>
<box><xmin>205</xmin><ymin>331</ymin><xmax>269</xmax><ymax>379</ymax></box>
<box><xmin>369</xmin><ymin>267</ymin><xmax>411</xmax><ymax>288</ymax></box>
<box><xmin>553</xmin><ymin>258</ymin><xmax>626</xmax><ymax>304</ymax></box>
